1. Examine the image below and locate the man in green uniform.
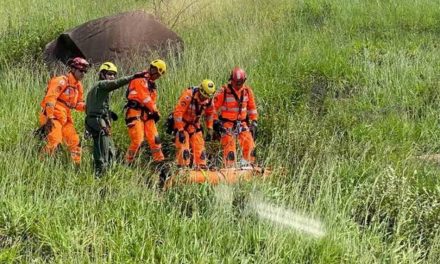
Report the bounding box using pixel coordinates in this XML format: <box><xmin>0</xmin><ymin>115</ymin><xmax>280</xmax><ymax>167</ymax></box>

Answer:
<box><xmin>85</xmin><ymin>62</ymin><xmax>147</xmax><ymax>177</ymax></box>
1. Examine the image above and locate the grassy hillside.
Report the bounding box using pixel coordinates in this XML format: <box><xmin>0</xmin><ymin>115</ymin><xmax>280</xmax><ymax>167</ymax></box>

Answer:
<box><xmin>1</xmin><ymin>0</ymin><xmax>440</xmax><ymax>262</ymax></box>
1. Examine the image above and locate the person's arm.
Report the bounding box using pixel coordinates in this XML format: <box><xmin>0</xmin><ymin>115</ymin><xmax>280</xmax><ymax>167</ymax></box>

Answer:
<box><xmin>247</xmin><ymin>87</ymin><xmax>258</xmax><ymax>121</ymax></box>
<box><xmin>173</xmin><ymin>91</ymin><xmax>191</xmax><ymax>131</ymax></box>
<box><xmin>75</xmin><ymin>83</ymin><xmax>86</xmax><ymax>112</ymax></box>
<box><xmin>140</xmin><ymin>90</ymin><xmax>157</xmax><ymax>113</ymax></box>
<box><xmin>44</xmin><ymin>77</ymin><xmax>66</xmax><ymax>118</ymax></box>
<box><xmin>127</xmin><ymin>78</ymin><xmax>157</xmax><ymax>112</ymax></box>
<box><xmin>97</xmin><ymin>75</ymin><xmax>135</xmax><ymax>93</ymax></box>
<box><xmin>212</xmin><ymin>86</ymin><xmax>226</xmax><ymax>121</ymax></box>
<box><xmin>204</xmin><ymin>102</ymin><xmax>214</xmax><ymax>129</ymax></box>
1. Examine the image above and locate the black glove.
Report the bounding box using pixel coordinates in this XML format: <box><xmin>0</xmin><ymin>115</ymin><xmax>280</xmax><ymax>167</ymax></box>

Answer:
<box><xmin>177</xmin><ymin>130</ymin><xmax>186</xmax><ymax>144</ymax></box>
<box><xmin>33</xmin><ymin>118</ymin><xmax>55</xmax><ymax>140</ymax></box>
<box><xmin>109</xmin><ymin>111</ymin><xmax>118</xmax><ymax>121</ymax></box>
<box><xmin>213</xmin><ymin>120</ymin><xmax>223</xmax><ymax>134</ymax></box>
<box><xmin>34</xmin><ymin>126</ymin><xmax>46</xmax><ymax>140</ymax></box>
<box><xmin>150</xmin><ymin>111</ymin><xmax>161</xmax><ymax>123</ymax></box>
<box><xmin>84</xmin><ymin>129</ymin><xmax>92</xmax><ymax>140</ymax></box>
<box><xmin>102</xmin><ymin>126</ymin><xmax>111</xmax><ymax>136</ymax></box>
<box><xmin>99</xmin><ymin>118</ymin><xmax>111</xmax><ymax>136</ymax></box>
<box><xmin>133</xmin><ymin>70</ymin><xmax>148</xmax><ymax>79</ymax></box>
<box><xmin>205</xmin><ymin>128</ymin><xmax>214</xmax><ymax>142</ymax></box>
<box><xmin>249</xmin><ymin>120</ymin><xmax>258</xmax><ymax>140</ymax></box>
<box><xmin>44</xmin><ymin>118</ymin><xmax>55</xmax><ymax>135</ymax></box>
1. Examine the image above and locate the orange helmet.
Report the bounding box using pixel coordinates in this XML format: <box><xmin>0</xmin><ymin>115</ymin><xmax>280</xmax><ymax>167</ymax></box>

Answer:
<box><xmin>230</xmin><ymin>67</ymin><xmax>247</xmax><ymax>86</ymax></box>
<box><xmin>68</xmin><ymin>57</ymin><xmax>90</xmax><ymax>71</ymax></box>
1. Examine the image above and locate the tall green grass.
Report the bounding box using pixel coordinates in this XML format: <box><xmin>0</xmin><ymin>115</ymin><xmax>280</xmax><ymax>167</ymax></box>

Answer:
<box><xmin>1</xmin><ymin>0</ymin><xmax>440</xmax><ymax>262</ymax></box>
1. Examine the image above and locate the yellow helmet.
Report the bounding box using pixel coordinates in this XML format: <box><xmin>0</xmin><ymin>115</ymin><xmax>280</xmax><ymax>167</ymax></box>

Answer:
<box><xmin>150</xmin><ymin>59</ymin><xmax>167</xmax><ymax>75</ymax></box>
<box><xmin>199</xmin><ymin>79</ymin><xmax>216</xmax><ymax>98</ymax></box>
<box><xmin>99</xmin><ymin>62</ymin><xmax>118</xmax><ymax>73</ymax></box>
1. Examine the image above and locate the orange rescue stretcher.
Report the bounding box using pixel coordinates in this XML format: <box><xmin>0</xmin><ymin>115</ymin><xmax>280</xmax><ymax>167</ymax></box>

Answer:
<box><xmin>164</xmin><ymin>166</ymin><xmax>271</xmax><ymax>189</ymax></box>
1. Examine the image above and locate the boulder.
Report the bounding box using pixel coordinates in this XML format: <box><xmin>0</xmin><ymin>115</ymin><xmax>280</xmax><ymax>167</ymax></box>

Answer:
<box><xmin>43</xmin><ymin>10</ymin><xmax>183</xmax><ymax>67</ymax></box>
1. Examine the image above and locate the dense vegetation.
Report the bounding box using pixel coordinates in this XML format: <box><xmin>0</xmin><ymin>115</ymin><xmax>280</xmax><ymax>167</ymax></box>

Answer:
<box><xmin>1</xmin><ymin>0</ymin><xmax>440</xmax><ymax>262</ymax></box>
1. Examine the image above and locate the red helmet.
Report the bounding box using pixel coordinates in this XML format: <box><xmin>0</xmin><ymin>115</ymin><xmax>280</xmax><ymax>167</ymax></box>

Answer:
<box><xmin>68</xmin><ymin>57</ymin><xmax>90</xmax><ymax>71</ymax></box>
<box><xmin>230</xmin><ymin>67</ymin><xmax>247</xmax><ymax>85</ymax></box>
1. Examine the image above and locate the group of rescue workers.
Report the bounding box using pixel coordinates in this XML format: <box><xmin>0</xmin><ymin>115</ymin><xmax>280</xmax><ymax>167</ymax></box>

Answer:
<box><xmin>37</xmin><ymin>57</ymin><xmax>259</xmax><ymax>182</ymax></box>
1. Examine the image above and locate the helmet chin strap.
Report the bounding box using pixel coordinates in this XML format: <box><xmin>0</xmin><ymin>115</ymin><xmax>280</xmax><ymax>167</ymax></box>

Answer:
<box><xmin>198</xmin><ymin>93</ymin><xmax>207</xmax><ymax>101</ymax></box>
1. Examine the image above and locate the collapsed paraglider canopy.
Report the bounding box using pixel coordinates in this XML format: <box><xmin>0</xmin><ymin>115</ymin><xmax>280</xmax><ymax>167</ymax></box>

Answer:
<box><xmin>43</xmin><ymin>11</ymin><xmax>184</xmax><ymax>66</ymax></box>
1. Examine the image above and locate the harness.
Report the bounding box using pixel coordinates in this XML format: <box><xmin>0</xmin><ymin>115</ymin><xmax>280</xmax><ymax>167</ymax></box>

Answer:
<box><xmin>183</xmin><ymin>87</ymin><xmax>212</xmax><ymax>135</ymax></box>
<box><xmin>166</xmin><ymin>87</ymin><xmax>212</xmax><ymax>136</ymax></box>
<box><xmin>124</xmin><ymin>79</ymin><xmax>157</xmax><ymax>125</ymax></box>
<box><xmin>219</xmin><ymin>84</ymin><xmax>248</xmax><ymax>133</ymax></box>
<box><xmin>57</xmin><ymin>97</ymin><xmax>74</xmax><ymax>109</ymax></box>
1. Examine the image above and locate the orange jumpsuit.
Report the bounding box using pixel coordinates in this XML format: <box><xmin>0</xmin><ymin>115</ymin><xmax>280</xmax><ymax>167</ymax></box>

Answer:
<box><xmin>173</xmin><ymin>87</ymin><xmax>214</xmax><ymax>168</ymax></box>
<box><xmin>39</xmin><ymin>72</ymin><xmax>85</xmax><ymax>164</ymax></box>
<box><xmin>124</xmin><ymin>76</ymin><xmax>164</xmax><ymax>163</ymax></box>
<box><xmin>214</xmin><ymin>83</ymin><xmax>258</xmax><ymax>167</ymax></box>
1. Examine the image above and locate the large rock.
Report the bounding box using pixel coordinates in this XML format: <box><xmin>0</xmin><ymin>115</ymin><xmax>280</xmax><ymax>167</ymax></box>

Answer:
<box><xmin>43</xmin><ymin>11</ymin><xmax>183</xmax><ymax>67</ymax></box>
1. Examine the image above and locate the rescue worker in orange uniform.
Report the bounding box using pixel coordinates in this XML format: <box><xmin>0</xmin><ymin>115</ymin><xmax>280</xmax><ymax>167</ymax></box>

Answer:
<box><xmin>213</xmin><ymin>67</ymin><xmax>258</xmax><ymax>167</ymax></box>
<box><xmin>173</xmin><ymin>79</ymin><xmax>216</xmax><ymax>169</ymax></box>
<box><xmin>124</xmin><ymin>59</ymin><xmax>167</xmax><ymax>164</ymax></box>
<box><xmin>38</xmin><ymin>57</ymin><xmax>90</xmax><ymax>164</ymax></box>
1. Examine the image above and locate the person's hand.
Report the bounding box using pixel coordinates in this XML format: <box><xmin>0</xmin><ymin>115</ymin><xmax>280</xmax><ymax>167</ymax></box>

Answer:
<box><xmin>133</xmin><ymin>70</ymin><xmax>148</xmax><ymax>79</ymax></box>
<box><xmin>213</xmin><ymin>120</ymin><xmax>223</xmax><ymax>133</ymax></box>
<box><xmin>177</xmin><ymin>130</ymin><xmax>186</xmax><ymax>144</ymax></box>
<box><xmin>109</xmin><ymin>111</ymin><xmax>118</xmax><ymax>121</ymax></box>
<box><xmin>102</xmin><ymin>126</ymin><xmax>111</xmax><ymax>136</ymax></box>
<box><xmin>84</xmin><ymin>129</ymin><xmax>92</xmax><ymax>140</ymax></box>
<box><xmin>150</xmin><ymin>111</ymin><xmax>160</xmax><ymax>123</ymax></box>
<box><xmin>249</xmin><ymin>120</ymin><xmax>258</xmax><ymax>140</ymax></box>
<box><xmin>44</xmin><ymin>118</ymin><xmax>55</xmax><ymax>134</ymax></box>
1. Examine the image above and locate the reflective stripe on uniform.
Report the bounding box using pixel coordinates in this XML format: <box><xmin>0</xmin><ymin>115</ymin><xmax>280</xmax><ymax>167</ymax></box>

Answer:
<box><xmin>224</xmin><ymin>107</ymin><xmax>240</xmax><ymax>112</ymax></box>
